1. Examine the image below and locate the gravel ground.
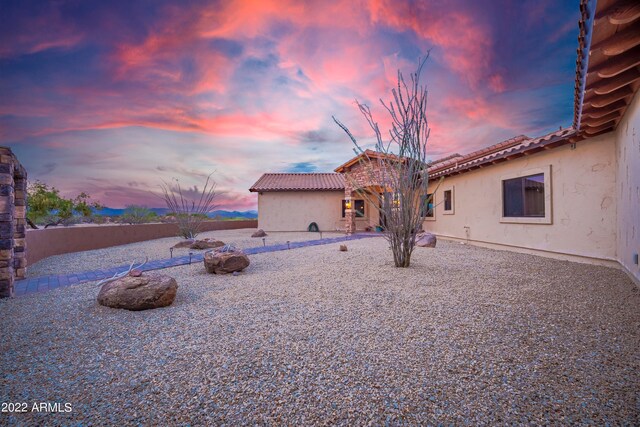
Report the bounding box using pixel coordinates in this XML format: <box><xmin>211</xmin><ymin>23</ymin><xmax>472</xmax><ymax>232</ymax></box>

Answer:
<box><xmin>2</xmin><ymin>239</ymin><xmax>639</xmax><ymax>425</ymax></box>
<box><xmin>26</xmin><ymin>229</ymin><xmax>344</xmax><ymax>278</ymax></box>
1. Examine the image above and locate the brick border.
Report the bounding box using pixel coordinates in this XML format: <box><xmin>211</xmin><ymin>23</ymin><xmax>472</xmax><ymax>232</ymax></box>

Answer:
<box><xmin>14</xmin><ymin>233</ymin><xmax>381</xmax><ymax>296</ymax></box>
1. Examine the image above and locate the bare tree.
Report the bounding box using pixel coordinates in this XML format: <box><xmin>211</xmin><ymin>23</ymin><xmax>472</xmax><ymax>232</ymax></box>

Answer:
<box><xmin>158</xmin><ymin>173</ymin><xmax>218</xmax><ymax>239</ymax></box>
<box><xmin>333</xmin><ymin>56</ymin><xmax>440</xmax><ymax>267</ymax></box>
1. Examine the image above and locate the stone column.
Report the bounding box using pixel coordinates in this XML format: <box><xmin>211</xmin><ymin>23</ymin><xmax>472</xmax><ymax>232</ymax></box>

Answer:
<box><xmin>0</xmin><ymin>148</ymin><xmax>15</xmax><ymax>297</ymax></box>
<box><xmin>13</xmin><ymin>163</ymin><xmax>27</xmax><ymax>279</ymax></box>
<box><xmin>344</xmin><ymin>187</ymin><xmax>356</xmax><ymax>235</ymax></box>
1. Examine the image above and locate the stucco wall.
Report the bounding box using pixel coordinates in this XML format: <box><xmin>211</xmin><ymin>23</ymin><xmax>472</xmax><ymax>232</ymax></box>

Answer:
<box><xmin>423</xmin><ymin>133</ymin><xmax>618</xmax><ymax>262</ymax></box>
<box><xmin>26</xmin><ymin>220</ymin><xmax>257</xmax><ymax>265</ymax></box>
<box><xmin>258</xmin><ymin>191</ymin><xmax>344</xmax><ymax>232</ymax></box>
<box><xmin>615</xmin><ymin>91</ymin><xmax>640</xmax><ymax>282</ymax></box>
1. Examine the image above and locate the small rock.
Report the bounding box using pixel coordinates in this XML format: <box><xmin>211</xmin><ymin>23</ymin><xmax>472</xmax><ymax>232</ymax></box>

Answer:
<box><xmin>172</xmin><ymin>239</ymin><xmax>195</xmax><ymax>249</ymax></box>
<box><xmin>232</xmin><ymin>271</ymin><xmax>240</xmax><ymax>276</ymax></box>
<box><xmin>189</xmin><ymin>238</ymin><xmax>225</xmax><ymax>250</ymax></box>
<box><xmin>251</xmin><ymin>229</ymin><xmax>267</xmax><ymax>238</ymax></box>
<box><xmin>416</xmin><ymin>232</ymin><xmax>437</xmax><ymax>248</ymax></box>
<box><xmin>129</xmin><ymin>269</ymin><xmax>143</xmax><ymax>277</ymax></box>
<box><xmin>339</xmin><ymin>244</ymin><xmax>348</xmax><ymax>252</ymax></box>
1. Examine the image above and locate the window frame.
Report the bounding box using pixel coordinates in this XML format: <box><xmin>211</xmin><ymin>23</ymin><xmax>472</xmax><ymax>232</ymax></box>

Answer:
<box><xmin>443</xmin><ymin>186</ymin><xmax>455</xmax><ymax>215</ymax></box>
<box><xmin>500</xmin><ymin>165</ymin><xmax>552</xmax><ymax>224</ymax></box>
<box><xmin>422</xmin><ymin>192</ymin><xmax>436</xmax><ymax>221</ymax></box>
<box><xmin>342</xmin><ymin>199</ymin><xmax>366</xmax><ymax>218</ymax></box>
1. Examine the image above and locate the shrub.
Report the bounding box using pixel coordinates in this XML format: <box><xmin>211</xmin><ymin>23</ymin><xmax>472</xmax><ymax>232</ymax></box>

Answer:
<box><xmin>27</xmin><ymin>180</ymin><xmax>102</xmax><ymax>227</ymax></box>
<box><xmin>158</xmin><ymin>174</ymin><xmax>217</xmax><ymax>239</ymax></box>
<box><xmin>121</xmin><ymin>205</ymin><xmax>157</xmax><ymax>224</ymax></box>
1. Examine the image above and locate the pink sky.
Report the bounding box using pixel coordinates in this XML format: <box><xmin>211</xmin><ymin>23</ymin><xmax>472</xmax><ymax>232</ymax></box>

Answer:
<box><xmin>1</xmin><ymin>0</ymin><xmax>580</xmax><ymax>209</ymax></box>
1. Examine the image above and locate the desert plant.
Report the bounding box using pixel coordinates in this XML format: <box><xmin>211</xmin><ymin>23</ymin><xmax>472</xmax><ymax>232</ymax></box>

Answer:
<box><xmin>89</xmin><ymin>214</ymin><xmax>108</xmax><ymax>224</ymax></box>
<box><xmin>121</xmin><ymin>205</ymin><xmax>157</xmax><ymax>224</ymax></box>
<box><xmin>333</xmin><ymin>55</ymin><xmax>441</xmax><ymax>268</ymax></box>
<box><xmin>158</xmin><ymin>173</ymin><xmax>217</xmax><ymax>239</ymax></box>
<box><xmin>27</xmin><ymin>180</ymin><xmax>102</xmax><ymax>228</ymax></box>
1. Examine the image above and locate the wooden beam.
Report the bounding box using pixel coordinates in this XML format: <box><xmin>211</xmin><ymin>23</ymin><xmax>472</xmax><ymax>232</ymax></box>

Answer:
<box><xmin>586</xmin><ymin>85</ymin><xmax>633</xmax><ymax>107</ymax></box>
<box><xmin>592</xmin><ymin>66</ymin><xmax>640</xmax><ymax>94</ymax></box>
<box><xmin>583</xmin><ymin>120</ymin><xmax>616</xmax><ymax>134</ymax></box>
<box><xmin>595</xmin><ymin>46</ymin><xmax>640</xmax><ymax>78</ymax></box>
<box><xmin>594</xmin><ymin>0</ymin><xmax>640</xmax><ymax>25</ymax></box>
<box><xmin>591</xmin><ymin>21</ymin><xmax>640</xmax><ymax>56</ymax></box>
<box><xmin>582</xmin><ymin>99</ymin><xmax>629</xmax><ymax>118</ymax></box>
<box><xmin>607</xmin><ymin>0</ymin><xmax>640</xmax><ymax>25</ymax></box>
<box><xmin>582</xmin><ymin>111</ymin><xmax>621</xmax><ymax>127</ymax></box>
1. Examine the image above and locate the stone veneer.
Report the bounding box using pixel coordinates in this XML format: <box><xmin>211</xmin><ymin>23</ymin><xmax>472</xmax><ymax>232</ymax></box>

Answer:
<box><xmin>342</xmin><ymin>158</ymin><xmax>388</xmax><ymax>234</ymax></box>
<box><xmin>0</xmin><ymin>147</ymin><xmax>27</xmax><ymax>298</ymax></box>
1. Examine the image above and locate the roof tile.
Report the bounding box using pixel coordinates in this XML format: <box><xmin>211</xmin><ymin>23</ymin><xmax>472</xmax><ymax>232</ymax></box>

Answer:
<box><xmin>249</xmin><ymin>173</ymin><xmax>345</xmax><ymax>192</ymax></box>
<box><xmin>428</xmin><ymin>128</ymin><xmax>576</xmax><ymax>178</ymax></box>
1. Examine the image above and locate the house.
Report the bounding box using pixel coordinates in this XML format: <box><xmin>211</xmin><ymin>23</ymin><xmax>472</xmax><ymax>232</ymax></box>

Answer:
<box><xmin>249</xmin><ymin>0</ymin><xmax>640</xmax><ymax>283</ymax></box>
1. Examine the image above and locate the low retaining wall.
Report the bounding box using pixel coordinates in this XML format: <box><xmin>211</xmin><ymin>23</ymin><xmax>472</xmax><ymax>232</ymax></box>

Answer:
<box><xmin>26</xmin><ymin>220</ymin><xmax>257</xmax><ymax>265</ymax></box>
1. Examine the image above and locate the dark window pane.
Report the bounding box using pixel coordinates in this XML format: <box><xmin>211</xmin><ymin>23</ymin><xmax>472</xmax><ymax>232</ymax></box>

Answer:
<box><xmin>421</xmin><ymin>193</ymin><xmax>434</xmax><ymax>217</ymax></box>
<box><xmin>503</xmin><ymin>173</ymin><xmax>545</xmax><ymax>217</ymax></box>
<box><xmin>444</xmin><ymin>190</ymin><xmax>452</xmax><ymax>211</ymax></box>
<box><xmin>342</xmin><ymin>199</ymin><xmax>365</xmax><ymax>218</ymax></box>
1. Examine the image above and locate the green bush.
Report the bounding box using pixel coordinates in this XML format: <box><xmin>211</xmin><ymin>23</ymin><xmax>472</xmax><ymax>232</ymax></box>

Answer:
<box><xmin>121</xmin><ymin>205</ymin><xmax>157</xmax><ymax>224</ymax></box>
<box><xmin>27</xmin><ymin>181</ymin><xmax>102</xmax><ymax>226</ymax></box>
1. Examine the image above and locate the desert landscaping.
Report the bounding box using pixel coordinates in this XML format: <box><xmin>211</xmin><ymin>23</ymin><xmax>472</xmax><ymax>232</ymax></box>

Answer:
<box><xmin>2</xmin><ymin>0</ymin><xmax>640</xmax><ymax>424</ymax></box>
<box><xmin>2</xmin><ymin>234</ymin><xmax>639</xmax><ymax>425</ymax></box>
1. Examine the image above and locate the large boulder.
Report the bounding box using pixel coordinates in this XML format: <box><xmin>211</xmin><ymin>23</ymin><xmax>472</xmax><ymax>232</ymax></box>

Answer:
<box><xmin>415</xmin><ymin>232</ymin><xmax>437</xmax><ymax>248</ymax></box>
<box><xmin>204</xmin><ymin>250</ymin><xmax>250</xmax><ymax>274</ymax></box>
<box><xmin>97</xmin><ymin>273</ymin><xmax>178</xmax><ymax>311</ymax></box>
<box><xmin>251</xmin><ymin>229</ymin><xmax>267</xmax><ymax>238</ymax></box>
<box><xmin>190</xmin><ymin>238</ymin><xmax>225</xmax><ymax>250</ymax></box>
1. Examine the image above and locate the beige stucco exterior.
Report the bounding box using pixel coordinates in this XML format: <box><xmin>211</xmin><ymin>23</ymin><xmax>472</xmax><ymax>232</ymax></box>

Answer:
<box><xmin>255</xmin><ymin>94</ymin><xmax>639</xmax><ymax>281</ymax></box>
<box><xmin>257</xmin><ymin>191</ymin><xmax>341</xmax><ymax>232</ymax></box>
<box><xmin>423</xmin><ymin>133</ymin><xmax>619</xmax><ymax>264</ymax></box>
<box><xmin>257</xmin><ymin>191</ymin><xmax>380</xmax><ymax>232</ymax></box>
<box><xmin>615</xmin><ymin>91</ymin><xmax>640</xmax><ymax>283</ymax></box>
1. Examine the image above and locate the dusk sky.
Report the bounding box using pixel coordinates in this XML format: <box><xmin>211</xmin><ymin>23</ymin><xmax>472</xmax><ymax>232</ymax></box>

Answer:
<box><xmin>1</xmin><ymin>0</ymin><xmax>579</xmax><ymax>210</ymax></box>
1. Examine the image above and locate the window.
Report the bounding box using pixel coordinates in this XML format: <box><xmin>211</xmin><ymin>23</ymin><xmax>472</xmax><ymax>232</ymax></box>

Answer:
<box><xmin>342</xmin><ymin>199</ymin><xmax>365</xmax><ymax>218</ymax></box>
<box><xmin>502</xmin><ymin>173</ymin><xmax>545</xmax><ymax>217</ymax></box>
<box><xmin>421</xmin><ymin>193</ymin><xmax>434</xmax><ymax>218</ymax></box>
<box><xmin>444</xmin><ymin>190</ymin><xmax>452</xmax><ymax>211</ymax></box>
<box><xmin>500</xmin><ymin>166</ymin><xmax>552</xmax><ymax>224</ymax></box>
<box><xmin>442</xmin><ymin>187</ymin><xmax>455</xmax><ymax>215</ymax></box>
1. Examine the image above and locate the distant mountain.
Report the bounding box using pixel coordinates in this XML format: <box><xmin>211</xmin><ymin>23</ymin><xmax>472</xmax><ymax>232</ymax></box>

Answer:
<box><xmin>94</xmin><ymin>207</ymin><xmax>257</xmax><ymax>219</ymax></box>
<box><xmin>95</xmin><ymin>207</ymin><xmax>169</xmax><ymax>216</ymax></box>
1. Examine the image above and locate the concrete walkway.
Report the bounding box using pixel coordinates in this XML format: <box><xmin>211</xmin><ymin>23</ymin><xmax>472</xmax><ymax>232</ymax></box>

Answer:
<box><xmin>14</xmin><ymin>233</ymin><xmax>381</xmax><ymax>296</ymax></box>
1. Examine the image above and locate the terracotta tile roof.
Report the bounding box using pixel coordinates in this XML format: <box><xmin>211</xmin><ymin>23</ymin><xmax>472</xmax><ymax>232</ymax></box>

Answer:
<box><xmin>428</xmin><ymin>128</ymin><xmax>576</xmax><ymax>178</ymax></box>
<box><xmin>249</xmin><ymin>173</ymin><xmax>345</xmax><ymax>192</ymax></box>
<box><xmin>334</xmin><ymin>149</ymin><xmax>405</xmax><ymax>172</ymax></box>
<box><xmin>428</xmin><ymin>153</ymin><xmax>463</xmax><ymax>167</ymax></box>
<box><xmin>428</xmin><ymin>135</ymin><xmax>530</xmax><ymax>173</ymax></box>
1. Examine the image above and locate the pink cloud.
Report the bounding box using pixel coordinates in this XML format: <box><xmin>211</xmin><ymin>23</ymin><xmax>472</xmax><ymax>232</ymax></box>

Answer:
<box><xmin>368</xmin><ymin>0</ymin><xmax>493</xmax><ymax>87</ymax></box>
